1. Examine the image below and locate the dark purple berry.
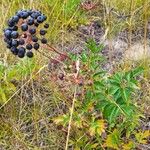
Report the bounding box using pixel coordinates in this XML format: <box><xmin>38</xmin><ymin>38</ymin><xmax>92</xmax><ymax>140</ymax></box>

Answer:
<box><xmin>27</xmin><ymin>18</ymin><xmax>34</xmax><ymax>25</ymax></box>
<box><xmin>31</xmin><ymin>36</ymin><xmax>38</xmax><ymax>42</ymax></box>
<box><xmin>11</xmin><ymin>47</ymin><xmax>18</xmax><ymax>55</ymax></box>
<box><xmin>37</xmin><ymin>16</ymin><xmax>44</xmax><ymax>23</ymax></box>
<box><xmin>19</xmin><ymin>39</ymin><xmax>25</xmax><ymax>45</ymax></box>
<box><xmin>58</xmin><ymin>73</ymin><xmax>64</xmax><ymax>80</ymax></box>
<box><xmin>22</xmin><ymin>11</ymin><xmax>29</xmax><ymax>19</ymax></box>
<box><xmin>11</xmin><ymin>31</ymin><xmax>19</xmax><ymax>39</ymax></box>
<box><xmin>29</xmin><ymin>28</ymin><xmax>36</xmax><ymax>34</ymax></box>
<box><xmin>8</xmin><ymin>19</ymin><xmax>15</xmax><ymax>27</ymax></box>
<box><xmin>34</xmin><ymin>22</ymin><xmax>39</xmax><ymax>27</ymax></box>
<box><xmin>6</xmin><ymin>39</ymin><xmax>12</xmax><ymax>46</ymax></box>
<box><xmin>16</xmin><ymin>10</ymin><xmax>23</xmax><ymax>17</ymax></box>
<box><xmin>11</xmin><ymin>26</ymin><xmax>18</xmax><ymax>31</ymax></box>
<box><xmin>26</xmin><ymin>51</ymin><xmax>33</xmax><ymax>58</ymax></box>
<box><xmin>40</xmin><ymin>29</ymin><xmax>47</xmax><ymax>35</ymax></box>
<box><xmin>28</xmin><ymin>10</ymin><xmax>33</xmax><ymax>15</ymax></box>
<box><xmin>19</xmin><ymin>11</ymin><xmax>24</xmax><ymax>18</ymax></box>
<box><xmin>18</xmin><ymin>47</ymin><xmax>25</xmax><ymax>58</ymax></box>
<box><xmin>4</xmin><ymin>30</ymin><xmax>12</xmax><ymax>38</ymax></box>
<box><xmin>11</xmin><ymin>40</ymin><xmax>19</xmax><ymax>47</ymax></box>
<box><xmin>19</xmin><ymin>11</ymin><xmax>29</xmax><ymax>19</ymax></box>
<box><xmin>41</xmin><ymin>38</ymin><xmax>47</xmax><ymax>44</ymax></box>
<box><xmin>21</xmin><ymin>23</ymin><xmax>28</xmax><ymax>31</ymax></box>
<box><xmin>33</xmin><ymin>43</ymin><xmax>40</xmax><ymax>50</ymax></box>
<box><xmin>26</xmin><ymin>43</ymin><xmax>32</xmax><ymax>50</ymax></box>
<box><xmin>44</xmin><ymin>23</ymin><xmax>49</xmax><ymax>28</ymax></box>
<box><xmin>4</xmin><ymin>38</ymin><xmax>12</xmax><ymax>45</ymax></box>
<box><xmin>12</xmin><ymin>16</ymin><xmax>19</xmax><ymax>23</ymax></box>
<box><xmin>31</xmin><ymin>12</ymin><xmax>39</xmax><ymax>19</ymax></box>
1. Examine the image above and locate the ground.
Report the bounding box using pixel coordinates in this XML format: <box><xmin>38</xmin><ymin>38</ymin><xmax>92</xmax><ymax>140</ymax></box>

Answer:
<box><xmin>0</xmin><ymin>0</ymin><xmax>150</xmax><ymax>150</ymax></box>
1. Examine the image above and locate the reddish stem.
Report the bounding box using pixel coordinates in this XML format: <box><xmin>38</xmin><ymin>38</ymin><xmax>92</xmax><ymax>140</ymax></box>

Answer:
<box><xmin>43</xmin><ymin>44</ymin><xmax>70</xmax><ymax>59</ymax></box>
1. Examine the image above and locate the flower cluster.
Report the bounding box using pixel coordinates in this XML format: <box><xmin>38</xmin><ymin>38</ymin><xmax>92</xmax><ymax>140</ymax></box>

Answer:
<box><xmin>3</xmin><ymin>9</ymin><xmax>49</xmax><ymax>58</ymax></box>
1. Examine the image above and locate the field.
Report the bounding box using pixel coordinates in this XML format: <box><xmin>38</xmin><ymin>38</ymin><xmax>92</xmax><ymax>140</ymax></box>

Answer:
<box><xmin>0</xmin><ymin>0</ymin><xmax>150</xmax><ymax>150</ymax></box>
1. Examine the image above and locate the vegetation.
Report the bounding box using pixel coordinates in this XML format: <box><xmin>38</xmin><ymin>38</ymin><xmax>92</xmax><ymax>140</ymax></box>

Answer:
<box><xmin>0</xmin><ymin>0</ymin><xmax>150</xmax><ymax>150</ymax></box>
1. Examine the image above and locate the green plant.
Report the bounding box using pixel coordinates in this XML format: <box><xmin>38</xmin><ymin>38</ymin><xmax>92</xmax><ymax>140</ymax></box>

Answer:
<box><xmin>53</xmin><ymin>39</ymin><xmax>146</xmax><ymax>149</ymax></box>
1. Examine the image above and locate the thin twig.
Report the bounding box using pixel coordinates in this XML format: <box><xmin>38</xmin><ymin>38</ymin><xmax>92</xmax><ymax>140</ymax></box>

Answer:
<box><xmin>37</xmin><ymin>50</ymin><xmax>67</xmax><ymax>67</ymax></box>
<box><xmin>65</xmin><ymin>59</ymin><xmax>80</xmax><ymax>150</ymax></box>
<box><xmin>45</xmin><ymin>44</ymin><xmax>70</xmax><ymax>59</ymax></box>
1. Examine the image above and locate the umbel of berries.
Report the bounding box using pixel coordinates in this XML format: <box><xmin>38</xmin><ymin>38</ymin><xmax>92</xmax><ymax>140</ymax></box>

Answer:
<box><xmin>3</xmin><ymin>9</ymin><xmax>49</xmax><ymax>58</ymax></box>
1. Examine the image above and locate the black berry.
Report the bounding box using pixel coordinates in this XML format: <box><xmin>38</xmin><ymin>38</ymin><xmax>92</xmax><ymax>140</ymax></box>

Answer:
<box><xmin>41</xmin><ymin>38</ymin><xmax>47</xmax><ymax>44</ymax></box>
<box><xmin>11</xmin><ymin>31</ymin><xmax>19</xmax><ymax>39</ymax></box>
<box><xmin>27</xmin><ymin>18</ymin><xmax>34</xmax><ymax>25</ymax></box>
<box><xmin>21</xmin><ymin>23</ymin><xmax>28</xmax><ymax>31</ymax></box>
<box><xmin>12</xmin><ymin>16</ymin><xmax>19</xmax><ymax>23</ymax></box>
<box><xmin>4</xmin><ymin>30</ymin><xmax>12</xmax><ymax>39</ymax></box>
<box><xmin>11</xmin><ymin>40</ymin><xmax>19</xmax><ymax>47</ymax></box>
<box><xmin>18</xmin><ymin>47</ymin><xmax>25</xmax><ymax>58</ymax></box>
<box><xmin>4</xmin><ymin>9</ymin><xmax>48</xmax><ymax>58</ymax></box>
<box><xmin>11</xmin><ymin>47</ymin><xmax>18</xmax><ymax>55</ymax></box>
<box><xmin>26</xmin><ymin>44</ymin><xmax>33</xmax><ymax>50</ymax></box>
<box><xmin>44</xmin><ymin>23</ymin><xmax>49</xmax><ymax>28</ymax></box>
<box><xmin>29</xmin><ymin>28</ymin><xmax>36</xmax><ymax>34</ymax></box>
<box><xmin>37</xmin><ymin>16</ymin><xmax>44</xmax><ymax>23</ymax></box>
<box><xmin>8</xmin><ymin>19</ymin><xmax>15</xmax><ymax>27</ymax></box>
<box><xmin>34</xmin><ymin>22</ymin><xmax>39</xmax><ymax>27</ymax></box>
<box><xmin>19</xmin><ymin>39</ymin><xmax>25</xmax><ymax>45</ymax></box>
<box><xmin>31</xmin><ymin>36</ymin><xmax>38</xmax><ymax>42</ymax></box>
<box><xmin>33</xmin><ymin>43</ymin><xmax>40</xmax><ymax>50</ymax></box>
<box><xmin>11</xmin><ymin>26</ymin><xmax>18</xmax><ymax>31</ymax></box>
<box><xmin>26</xmin><ymin>51</ymin><xmax>33</xmax><ymax>58</ymax></box>
<box><xmin>40</xmin><ymin>29</ymin><xmax>47</xmax><ymax>35</ymax></box>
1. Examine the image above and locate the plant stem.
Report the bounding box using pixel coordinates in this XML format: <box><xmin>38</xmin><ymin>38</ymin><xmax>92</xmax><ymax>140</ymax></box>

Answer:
<box><xmin>65</xmin><ymin>60</ymin><xmax>80</xmax><ymax>150</ymax></box>
<box><xmin>45</xmin><ymin>44</ymin><xmax>70</xmax><ymax>59</ymax></box>
<box><xmin>65</xmin><ymin>85</ymin><xmax>77</xmax><ymax>150</ymax></box>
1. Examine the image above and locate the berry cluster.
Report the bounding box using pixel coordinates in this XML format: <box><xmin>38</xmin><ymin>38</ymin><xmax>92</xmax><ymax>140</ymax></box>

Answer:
<box><xmin>3</xmin><ymin>9</ymin><xmax>49</xmax><ymax>58</ymax></box>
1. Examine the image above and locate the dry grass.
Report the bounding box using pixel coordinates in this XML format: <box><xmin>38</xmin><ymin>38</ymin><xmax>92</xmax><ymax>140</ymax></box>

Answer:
<box><xmin>0</xmin><ymin>0</ymin><xmax>150</xmax><ymax>149</ymax></box>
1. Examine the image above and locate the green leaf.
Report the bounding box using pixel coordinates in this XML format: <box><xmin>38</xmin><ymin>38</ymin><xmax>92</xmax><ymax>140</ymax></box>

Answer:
<box><xmin>81</xmin><ymin>53</ymin><xmax>88</xmax><ymax>62</ymax></box>
<box><xmin>113</xmin><ymin>73</ymin><xmax>123</xmax><ymax>83</ymax></box>
<box><xmin>125</xmin><ymin>72</ymin><xmax>131</xmax><ymax>82</ymax></box>
<box><xmin>93</xmin><ymin>71</ymin><xmax>106</xmax><ymax>78</ymax></box>
<box><xmin>120</xmin><ymin>104</ymin><xmax>135</xmax><ymax>117</ymax></box>
<box><xmin>121</xmin><ymin>88</ymin><xmax>130</xmax><ymax>102</ymax></box>
<box><xmin>109</xmin><ymin>86</ymin><xmax>120</xmax><ymax>95</ymax></box>
<box><xmin>86</xmin><ymin>39</ymin><xmax>104</xmax><ymax>53</ymax></box>
<box><xmin>53</xmin><ymin>114</ymin><xmax>70</xmax><ymax>126</ymax></box>
<box><xmin>113</xmin><ymin>90</ymin><xmax>121</xmax><ymax>101</ymax></box>
<box><xmin>96</xmin><ymin>100</ymin><xmax>109</xmax><ymax>111</ymax></box>
<box><xmin>69</xmin><ymin>53</ymin><xmax>78</xmax><ymax>61</ymax></box>
<box><xmin>89</xmin><ymin>119</ymin><xmax>105</xmax><ymax>136</ymax></box>
<box><xmin>131</xmin><ymin>67</ymin><xmax>144</xmax><ymax>77</ymax></box>
<box><xmin>104</xmin><ymin>129</ymin><xmax>120</xmax><ymax>150</ymax></box>
<box><xmin>94</xmin><ymin>81</ymin><xmax>105</xmax><ymax>90</ymax></box>
<box><xmin>85</xmin><ymin>90</ymin><xmax>93</xmax><ymax>100</ymax></box>
<box><xmin>129</xmin><ymin>82</ymin><xmax>139</xmax><ymax>90</ymax></box>
<box><xmin>103</xmin><ymin>104</ymin><xmax>120</xmax><ymax>123</ymax></box>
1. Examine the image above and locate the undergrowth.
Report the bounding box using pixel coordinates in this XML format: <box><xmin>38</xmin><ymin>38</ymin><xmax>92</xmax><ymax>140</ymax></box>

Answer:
<box><xmin>0</xmin><ymin>0</ymin><xmax>150</xmax><ymax>150</ymax></box>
